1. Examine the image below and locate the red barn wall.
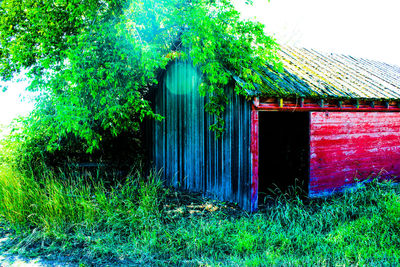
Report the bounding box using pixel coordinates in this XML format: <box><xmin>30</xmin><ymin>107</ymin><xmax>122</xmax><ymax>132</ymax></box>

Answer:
<box><xmin>309</xmin><ymin>112</ymin><xmax>400</xmax><ymax>196</ymax></box>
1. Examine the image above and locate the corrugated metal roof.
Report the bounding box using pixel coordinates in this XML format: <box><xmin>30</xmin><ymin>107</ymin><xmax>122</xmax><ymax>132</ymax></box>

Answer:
<box><xmin>254</xmin><ymin>45</ymin><xmax>400</xmax><ymax>100</ymax></box>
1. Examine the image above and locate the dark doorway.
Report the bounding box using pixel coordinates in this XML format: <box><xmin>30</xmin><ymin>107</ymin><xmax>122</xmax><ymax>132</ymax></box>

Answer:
<box><xmin>258</xmin><ymin>112</ymin><xmax>310</xmax><ymax>201</ymax></box>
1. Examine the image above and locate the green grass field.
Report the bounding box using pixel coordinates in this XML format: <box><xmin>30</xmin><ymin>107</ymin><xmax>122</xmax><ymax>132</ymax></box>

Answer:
<box><xmin>0</xmin><ymin>160</ymin><xmax>399</xmax><ymax>266</ymax></box>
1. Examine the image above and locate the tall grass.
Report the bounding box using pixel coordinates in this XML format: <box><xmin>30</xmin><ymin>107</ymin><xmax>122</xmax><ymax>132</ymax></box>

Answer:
<box><xmin>0</xmin><ymin>162</ymin><xmax>399</xmax><ymax>265</ymax></box>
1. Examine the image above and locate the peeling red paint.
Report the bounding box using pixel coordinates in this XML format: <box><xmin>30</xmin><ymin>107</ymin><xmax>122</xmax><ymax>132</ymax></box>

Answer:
<box><xmin>258</xmin><ymin>105</ymin><xmax>399</xmax><ymax>112</ymax></box>
<box><xmin>256</xmin><ymin>97</ymin><xmax>400</xmax><ymax>112</ymax></box>
<box><xmin>309</xmin><ymin>112</ymin><xmax>400</xmax><ymax>196</ymax></box>
<box><xmin>251</xmin><ymin>104</ymin><xmax>259</xmax><ymax>212</ymax></box>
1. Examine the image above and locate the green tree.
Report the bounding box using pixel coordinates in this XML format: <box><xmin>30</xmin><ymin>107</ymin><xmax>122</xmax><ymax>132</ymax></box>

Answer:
<box><xmin>0</xmin><ymin>0</ymin><xmax>279</xmax><ymax>157</ymax></box>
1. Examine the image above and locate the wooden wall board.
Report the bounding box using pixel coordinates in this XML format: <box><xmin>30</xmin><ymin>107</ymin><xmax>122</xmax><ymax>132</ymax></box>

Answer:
<box><xmin>309</xmin><ymin>112</ymin><xmax>400</xmax><ymax>196</ymax></box>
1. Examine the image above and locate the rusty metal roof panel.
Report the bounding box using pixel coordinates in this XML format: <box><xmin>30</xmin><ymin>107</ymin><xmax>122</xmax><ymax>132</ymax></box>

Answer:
<box><xmin>257</xmin><ymin>45</ymin><xmax>400</xmax><ymax>100</ymax></box>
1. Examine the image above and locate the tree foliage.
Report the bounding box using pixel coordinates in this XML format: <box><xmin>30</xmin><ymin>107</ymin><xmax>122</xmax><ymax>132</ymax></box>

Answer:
<box><xmin>0</xmin><ymin>0</ymin><xmax>279</xmax><ymax>155</ymax></box>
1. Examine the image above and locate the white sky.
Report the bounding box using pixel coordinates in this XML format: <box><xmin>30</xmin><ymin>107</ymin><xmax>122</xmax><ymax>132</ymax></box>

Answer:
<box><xmin>234</xmin><ymin>0</ymin><xmax>400</xmax><ymax>65</ymax></box>
<box><xmin>1</xmin><ymin>0</ymin><xmax>400</xmax><ymax>125</ymax></box>
<box><xmin>0</xmin><ymin>79</ymin><xmax>34</xmax><ymax>126</ymax></box>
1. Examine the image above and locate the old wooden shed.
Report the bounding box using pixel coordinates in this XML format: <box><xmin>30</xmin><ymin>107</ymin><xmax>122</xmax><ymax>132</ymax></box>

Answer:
<box><xmin>150</xmin><ymin>45</ymin><xmax>400</xmax><ymax>211</ymax></box>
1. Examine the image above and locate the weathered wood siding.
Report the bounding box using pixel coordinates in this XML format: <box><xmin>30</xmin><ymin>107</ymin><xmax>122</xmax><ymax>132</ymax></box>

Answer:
<box><xmin>309</xmin><ymin>112</ymin><xmax>400</xmax><ymax>196</ymax></box>
<box><xmin>152</xmin><ymin>61</ymin><xmax>252</xmax><ymax>210</ymax></box>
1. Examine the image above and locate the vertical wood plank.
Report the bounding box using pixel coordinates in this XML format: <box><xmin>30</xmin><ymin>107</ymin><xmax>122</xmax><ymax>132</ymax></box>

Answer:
<box><xmin>250</xmin><ymin>104</ymin><xmax>259</xmax><ymax>212</ymax></box>
<box><xmin>152</xmin><ymin>61</ymin><xmax>253</xmax><ymax>211</ymax></box>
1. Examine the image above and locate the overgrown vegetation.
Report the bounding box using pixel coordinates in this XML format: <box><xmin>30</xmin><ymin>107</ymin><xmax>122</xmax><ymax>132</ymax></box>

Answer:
<box><xmin>1</xmin><ymin>117</ymin><xmax>400</xmax><ymax>265</ymax></box>
<box><xmin>1</xmin><ymin>0</ymin><xmax>399</xmax><ymax>265</ymax></box>
<box><xmin>0</xmin><ymin>156</ymin><xmax>399</xmax><ymax>265</ymax></box>
<box><xmin>0</xmin><ymin>0</ymin><xmax>280</xmax><ymax>170</ymax></box>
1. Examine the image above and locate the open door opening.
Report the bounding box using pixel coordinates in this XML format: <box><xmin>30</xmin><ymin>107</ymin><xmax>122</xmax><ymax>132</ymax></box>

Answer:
<box><xmin>258</xmin><ymin>112</ymin><xmax>310</xmax><ymax>203</ymax></box>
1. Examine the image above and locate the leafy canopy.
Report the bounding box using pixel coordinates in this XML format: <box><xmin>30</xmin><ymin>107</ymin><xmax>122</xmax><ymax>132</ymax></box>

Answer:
<box><xmin>0</xmin><ymin>0</ymin><xmax>279</xmax><ymax>153</ymax></box>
